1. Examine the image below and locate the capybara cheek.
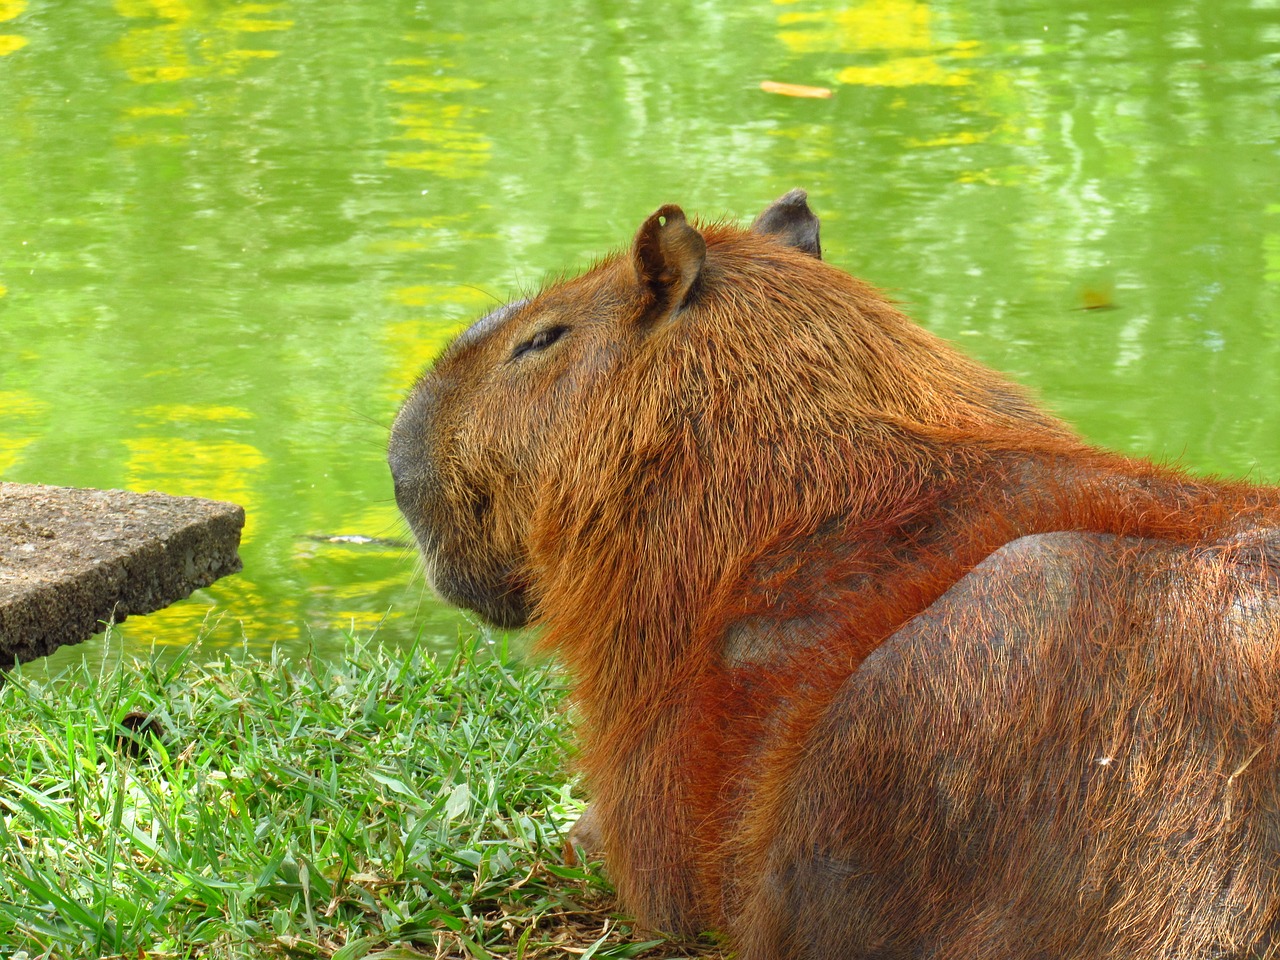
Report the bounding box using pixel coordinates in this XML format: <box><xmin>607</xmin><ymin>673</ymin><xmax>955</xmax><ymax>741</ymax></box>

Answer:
<box><xmin>391</xmin><ymin>472</ymin><xmax>533</xmax><ymax>628</ymax></box>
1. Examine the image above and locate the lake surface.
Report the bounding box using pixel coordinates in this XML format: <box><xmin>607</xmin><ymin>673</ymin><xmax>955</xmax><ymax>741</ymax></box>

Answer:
<box><xmin>2</xmin><ymin>0</ymin><xmax>1278</xmax><ymax>670</ymax></box>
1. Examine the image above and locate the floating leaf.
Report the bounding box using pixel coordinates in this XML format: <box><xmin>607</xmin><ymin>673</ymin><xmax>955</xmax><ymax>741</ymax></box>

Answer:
<box><xmin>760</xmin><ymin>80</ymin><xmax>833</xmax><ymax>99</ymax></box>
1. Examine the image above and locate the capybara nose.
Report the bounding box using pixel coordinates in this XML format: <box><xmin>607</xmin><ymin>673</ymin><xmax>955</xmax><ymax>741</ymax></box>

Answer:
<box><xmin>386</xmin><ymin>435</ymin><xmax>415</xmax><ymax>497</ymax></box>
<box><xmin>387</xmin><ymin>422</ymin><xmax>414</xmax><ymax>496</ymax></box>
<box><xmin>387</xmin><ymin>451</ymin><xmax>419</xmax><ymax>514</ymax></box>
<box><xmin>388</xmin><ymin>433</ymin><xmax>439</xmax><ymax>518</ymax></box>
<box><xmin>387</xmin><ymin>387</ymin><xmax>437</xmax><ymax>515</ymax></box>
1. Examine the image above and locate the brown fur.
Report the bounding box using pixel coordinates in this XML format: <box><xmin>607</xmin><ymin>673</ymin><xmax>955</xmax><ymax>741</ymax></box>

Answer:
<box><xmin>389</xmin><ymin>191</ymin><xmax>1280</xmax><ymax>958</ymax></box>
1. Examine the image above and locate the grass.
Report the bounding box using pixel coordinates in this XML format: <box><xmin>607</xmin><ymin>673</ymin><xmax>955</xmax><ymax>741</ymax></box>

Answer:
<box><xmin>0</xmin><ymin>634</ymin><xmax>724</xmax><ymax>960</ymax></box>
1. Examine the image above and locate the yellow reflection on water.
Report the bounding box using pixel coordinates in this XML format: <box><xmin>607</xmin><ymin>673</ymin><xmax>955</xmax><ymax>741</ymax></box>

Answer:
<box><xmin>285</xmin><ymin>500</ymin><xmax>420</xmax><ymax>640</ymax></box>
<box><xmin>0</xmin><ymin>0</ymin><xmax>24</xmax><ymax>57</ymax></box>
<box><xmin>776</xmin><ymin>0</ymin><xmax>1031</xmax><ymax>185</ymax></box>
<box><xmin>295</xmin><ymin>544</ymin><xmax>418</xmax><ymax>637</ymax></box>
<box><xmin>907</xmin><ymin>131</ymin><xmax>988</xmax><ymax>148</ymax></box>
<box><xmin>838</xmin><ymin>54</ymin><xmax>973</xmax><ymax>87</ymax></box>
<box><xmin>220</xmin><ymin>7</ymin><xmax>293</xmax><ymax>33</ymax></box>
<box><xmin>780</xmin><ymin>0</ymin><xmax>978</xmax><ymax>88</ymax></box>
<box><xmin>123</xmin><ymin>595</ymin><xmax>227</xmax><ymax>648</ymax></box>
<box><xmin>779</xmin><ymin>0</ymin><xmax>933</xmax><ymax>53</ymax></box>
<box><xmin>112</xmin><ymin>0</ymin><xmax>291</xmax><ymax>87</ymax></box>
<box><xmin>0</xmin><ymin>391</ymin><xmax>49</xmax><ymax>417</ymax></box>
<box><xmin>383</xmin><ymin>283</ymin><xmax>497</xmax><ymax>400</ymax></box>
<box><xmin>120</xmin><ymin>590</ymin><xmax>300</xmax><ymax>655</ymax></box>
<box><xmin>0</xmin><ymin>437</ymin><xmax>35</xmax><ymax>476</ymax></box>
<box><xmin>387</xmin><ymin>76</ymin><xmax>484</xmax><ymax>94</ymax></box>
<box><xmin>124</xmin><ymin>436</ymin><xmax>266</xmax><ymax>540</ymax></box>
<box><xmin>0</xmin><ymin>390</ymin><xmax>48</xmax><ymax>475</ymax></box>
<box><xmin>391</xmin><ymin>283</ymin><xmax>496</xmax><ymax>308</ymax></box>
<box><xmin>125</xmin><ymin>101</ymin><xmax>196</xmax><ymax>118</ymax></box>
<box><xmin>383</xmin><ymin>319</ymin><xmax>472</xmax><ymax>400</ymax></box>
<box><xmin>0</xmin><ymin>390</ymin><xmax>49</xmax><ymax>421</ymax></box>
<box><xmin>114</xmin><ymin>0</ymin><xmax>190</xmax><ymax>18</ymax></box>
<box><xmin>386</xmin><ymin>104</ymin><xmax>493</xmax><ymax>174</ymax></box>
<box><xmin>385</xmin><ymin>44</ymin><xmax>491</xmax><ymax>177</ymax></box>
<box><xmin>116</xmin><ymin>132</ymin><xmax>191</xmax><ymax>147</ymax></box>
<box><xmin>345</xmin><ymin>502</ymin><xmax>405</xmax><ymax>540</ymax></box>
<box><xmin>139</xmin><ymin>403</ymin><xmax>255</xmax><ymax>423</ymax></box>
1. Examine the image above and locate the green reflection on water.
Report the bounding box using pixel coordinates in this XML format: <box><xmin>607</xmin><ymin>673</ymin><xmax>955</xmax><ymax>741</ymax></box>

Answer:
<box><xmin>1</xmin><ymin>0</ymin><xmax>1278</xmax><ymax>669</ymax></box>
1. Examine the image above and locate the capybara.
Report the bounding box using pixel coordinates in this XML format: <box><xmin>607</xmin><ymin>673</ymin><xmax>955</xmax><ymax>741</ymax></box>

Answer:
<box><xmin>388</xmin><ymin>190</ymin><xmax>1280</xmax><ymax>958</ymax></box>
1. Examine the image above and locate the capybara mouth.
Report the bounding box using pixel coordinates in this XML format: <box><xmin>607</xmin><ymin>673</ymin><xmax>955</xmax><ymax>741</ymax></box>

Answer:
<box><xmin>425</xmin><ymin>559</ymin><xmax>531</xmax><ymax>629</ymax></box>
<box><xmin>390</xmin><ymin>473</ymin><xmax>532</xmax><ymax>629</ymax></box>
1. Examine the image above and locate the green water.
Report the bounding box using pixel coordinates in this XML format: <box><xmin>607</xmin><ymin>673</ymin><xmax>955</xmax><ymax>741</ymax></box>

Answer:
<box><xmin>2</xmin><ymin>0</ymin><xmax>1278</xmax><ymax>669</ymax></box>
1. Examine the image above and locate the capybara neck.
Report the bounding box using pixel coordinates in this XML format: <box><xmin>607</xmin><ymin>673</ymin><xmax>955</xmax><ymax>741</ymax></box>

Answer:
<box><xmin>531</xmin><ymin>366</ymin><xmax>1275</xmax><ymax>715</ymax></box>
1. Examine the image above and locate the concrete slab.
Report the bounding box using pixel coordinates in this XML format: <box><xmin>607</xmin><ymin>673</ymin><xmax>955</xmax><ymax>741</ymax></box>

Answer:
<box><xmin>0</xmin><ymin>483</ymin><xmax>245</xmax><ymax>665</ymax></box>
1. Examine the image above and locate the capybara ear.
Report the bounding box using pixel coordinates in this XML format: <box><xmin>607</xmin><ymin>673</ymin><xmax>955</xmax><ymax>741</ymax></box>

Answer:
<box><xmin>750</xmin><ymin>188</ymin><xmax>822</xmax><ymax>259</ymax></box>
<box><xmin>632</xmin><ymin>204</ymin><xmax>707</xmax><ymax>321</ymax></box>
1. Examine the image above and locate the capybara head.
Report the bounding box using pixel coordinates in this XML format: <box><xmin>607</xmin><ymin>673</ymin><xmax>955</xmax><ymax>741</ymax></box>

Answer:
<box><xmin>388</xmin><ymin>190</ymin><xmax>1061</xmax><ymax>631</ymax></box>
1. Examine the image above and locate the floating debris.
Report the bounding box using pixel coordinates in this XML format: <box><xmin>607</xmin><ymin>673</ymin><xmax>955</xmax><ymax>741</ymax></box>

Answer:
<box><xmin>760</xmin><ymin>80</ymin><xmax>833</xmax><ymax>99</ymax></box>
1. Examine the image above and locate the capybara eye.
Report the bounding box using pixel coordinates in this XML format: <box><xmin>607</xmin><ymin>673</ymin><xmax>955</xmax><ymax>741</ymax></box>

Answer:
<box><xmin>509</xmin><ymin>324</ymin><xmax>568</xmax><ymax>361</ymax></box>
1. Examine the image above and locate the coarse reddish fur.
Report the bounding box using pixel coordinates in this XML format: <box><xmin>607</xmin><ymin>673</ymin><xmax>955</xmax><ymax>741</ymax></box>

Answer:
<box><xmin>389</xmin><ymin>192</ymin><xmax>1280</xmax><ymax>958</ymax></box>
